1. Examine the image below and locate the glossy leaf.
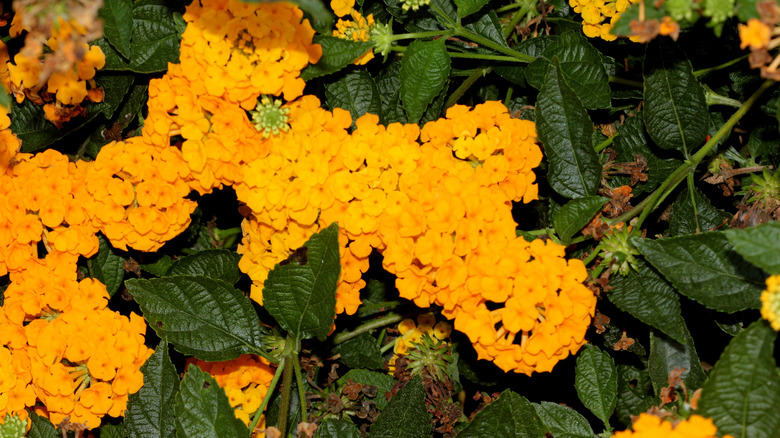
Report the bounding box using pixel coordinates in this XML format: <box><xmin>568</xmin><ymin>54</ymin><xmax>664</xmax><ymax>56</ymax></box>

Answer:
<box><xmin>553</xmin><ymin>196</ymin><xmax>608</xmax><ymax>244</ymax></box>
<box><xmin>126</xmin><ymin>276</ymin><xmax>264</xmax><ymax>361</ymax></box>
<box><xmin>616</xmin><ymin>365</ymin><xmax>657</xmax><ymax>426</ymax></box>
<box><xmin>264</xmin><ymin>223</ymin><xmax>340</xmax><ymax>341</ymax></box>
<box><xmin>526</xmin><ymin>32</ymin><xmax>611</xmax><ymax>109</ymax></box>
<box><xmin>454</xmin><ymin>0</ymin><xmax>489</xmax><ymax>18</ymax></box>
<box><xmin>457</xmin><ymin>391</ymin><xmax>546</xmax><ymax>438</ymax></box>
<box><xmin>725</xmin><ymin>221</ymin><xmax>780</xmax><ymax>275</ymax></box>
<box><xmin>534</xmin><ymin>402</ymin><xmax>596</xmax><ymax>438</ymax></box>
<box><xmin>608</xmin><ymin>259</ymin><xmax>687</xmax><ymax>344</ymax></box>
<box><xmin>574</xmin><ymin>344</ymin><xmax>617</xmax><ymax>426</ymax></box>
<box><xmin>332</xmin><ymin>332</ymin><xmax>385</xmax><ymax>370</ymax></box>
<box><xmin>88</xmin><ymin>234</ymin><xmax>126</xmax><ymax>297</ymax></box>
<box><xmin>325</xmin><ymin>70</ymin><xmax>382</xmax><ymax>128</ymax></box>
<box><xmin>648</xmin><ymin>326</ymin><xmax>706</xmax><ymax>396</ymax></box>
<box><xmin>175</xmin><ymin>364</ymin><xmax>249</xmax><ymax>438</ymax></box>
<box><xmin>100</xmin><ymin>0</ymin><xmax>134</xmax><ymax>58</ymax></box>
<box><xmin>535</xmin><ymin>58</ymin><xmax>601</xmax><ymax>198</ymax></box>
<box><xmin>27</xmin><ymin>413</ymin><xmax>59</xmax><ymax>438</ymax></box>
<box><xmin>698</xmin><ymin>321</ymin><xmax>780</xmax><ymax>438</ymax></box>
<box><xmin>643</xmin><ymin>38</ymin><xmax>708</xmax><ymax>154</ymax></box>
<box><xmin>301</xmin><ymin>36</ymin><xmax>373</xmax><ymax>80</ymax></box>
<box><xmin>399</xmin><ymin>39</ymin><xmax>451</xmax><ymax>123</ymax></box>
<box><xmin>368</xmin><ymin>376</ymin><xmax>431</xmax><ymax>438</ymax></box>
<box><xmin>667</xmin><ymin>186</ymin><xmax>730</xmax><ymax>236</ymax></box>
<box><xmin>636</xmin><ymin>233</ymin><xmax>764</xmax><ymax>312</ymax></box>
<box><xmin>315</xmin><ymin>419</ymin><xmax>362</xmax><ymax>438</ymax></box>
<box><xmin>126</xmin><ymin>342</ymin><xmax>178</xmax><ymax>438</ymax></box>
<box><xmin>166</xmin><ymin>250</ymin><xmax>243</xmax><ymax>284</ymax></box>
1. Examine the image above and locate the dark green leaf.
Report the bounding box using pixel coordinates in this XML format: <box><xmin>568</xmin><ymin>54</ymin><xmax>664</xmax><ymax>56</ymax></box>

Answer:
<box><xmin>325</xmin><ymin>70</ymin><xmax>382</xmax><ymax>128</ymax></box>
<box><xmin>534</xmin><ymin>401</ymin><xmax>596</xmax><ymax>438</ymax></box>
<box><xmin>748</xmin><ymin>126</ymin><xmax>779</xmax><ymax>161</ymax></box>
<box><xmin>368</xmin><ymin>376</ymin><xmax>432</xmax><ymax>438</ymax></box>
<box><xmin>332</xmin><ymin>332</ymin><xmax>385</xmax><ymax>369</ymax></box>
<box><xmin>11</xmin><ymin>74</ymin><xmax>134</xmax><ymax>152</ymax></box>
<box><xmin>376</xmin><ymin>60</ymin><xmax>407</xmax><ymax>125</ymax></box>
<box><xmin>636</xmin><ymin>233</ymin><xmax>764</xmax><ymax>312</ymax></box>
<box><xmin>100</xmin><ymin>424</ymin><xmax>127</xmax><ymax>438</ymax></box>
<box><xmin>608</xmin><ymin>259</ymin><xmax>687</xmax><ymax>344</ymax></box>
<box><xmin>96</xmin><ymin>2</ymin><xmax>181</xmax><ymax>74</ymax></box>
<box><xmin>535</xmin><ymin>58</ymin><xmax>601</xmax><ymax>198</ymax></box>
<box><xmin>84</xmin><ymin>83</ymin><xmax>149</xmax><ymax>158</ymax></box>
<box><xmin>338</xmin><ymin>369</ymin><xmax>395</xmax><ymax>410</ymax></box>
<box><xmin>667</xmin><ymin>186</ymin><xmax>730</xmax><ymax>236</ymax></box>
<box><xmin>100</xmin><ymin>0</ymin><xmax>134</xmax><ymax>58</ymax></box>
<box><xmin>315</xmin><ymin>419</ymin><xmax>362</xmax><ymax>438</ymax></box>
<box><xmin>126</xmin><ymin>276</ymin><xmax>264</xmax><ymax>361</ymax></box>
<box><xmin>399</xmin><ymin>39</ymin><xmax>451</xmax><ymax>123</ymax></box>
<box><xmin>454</xmin><ymin>0</ymin><xmax>489</xmax><ymax>18</ymax></box>
<box><xmin>88</xmin><ymin>234</ymin><xmax>126</xmax><ymax>297</ymax></box>
<box><xmin>457</xmin><ymin>390</ymin><xmax>546</xmax><ymax>438</ymax></box>
<box><xmin>525</xmin><ymin>32</ymin><xmax>611</xmax><ymax>109</ymax></box>
<box><xmin>725</xmin><ymin>221</ymin><xmax>780</xmax><ymax>275</ymax></box>
<box><xmin>648</xmin><ymin>326</ymin><xmax>706</xmax><ymax>396</ymax></box>
<box><xmin>126</xmin><ymin>342</ymin><xmax>178</xmax><ymax>438</ymax></box>
<box><xmin>462</xmin><ymin>10</ymin><xmax>508</xmax><ymax>49</ymax></box>
<box><xmin>142</xmin><ymin>255</ymin><xmax>174</xmax><ymax>277</ymax></box>
<box><xmin>264</xmin><ymin>223</ymin><xmax>340</xmax><ymax>341</ymax></box>
<box><xmin>616</xmin><ymin>365</ymin><xmax>657</xmax><ymax>426</ymax></box>
<box><xmin>698</xmin><ymin>321</ymin><xmax>780</xmax><ymax>438</ymax></box>
<box><xmin>301</xmin><ymin>36</ymin><xmax>373</xmax><ymax>81</ymax></box>
<box><xmin>736</xmin><ymin>0</ymin><xmax>760</xmax><ymax>21</ymax></box>
<box><xmin>166</xmin><ymin>250</ymin><xmax>243</xmax><ymax>284</ymax></box>
<box><xmin>574</xmin><ymin>344</ymin><xmax>617</xmax><ymax>426</ymax></box>
<box><xmin>553</xmin><ymin>196</ymin><xmax>608</xmax><ymax>244</ymax></box>
<box><xmin>27</xmin><ymin>412</ymin><xmax>59</xmax><ymax>438</ymax></box>
<box><xmin>643</xmin><ymin>38</ymin><xmax>708</xmax><ymax>154</ymax></box>
<box><xmin>611</xmin><ymin>112</ymin><xmax>681</xmax><ymax>195</ymax></box>
<box><xmin>175</xmin><ymin>364</ymin><xmax>249</xmax><ymax>438</ymax></box>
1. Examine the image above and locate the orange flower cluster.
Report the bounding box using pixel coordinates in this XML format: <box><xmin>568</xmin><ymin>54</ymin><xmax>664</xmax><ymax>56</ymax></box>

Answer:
<box><xmin>236</xmin><ymin>98</ymin><xmax>596</xmax><ymax>374</ymax></box>
<box><xmin>613</xmin><ymin>413</ymin><xmax>734</xmax><ymax>438</ymax></box>
<box><xmin>331</xmin><ymin>0</ymin><xmax>376</xmax><ymax>65</ymax></box>
<box><xmin>0</xmin><ymin>255</ymin><xmax>152</xmax><ymax>428</ymax></box>
<box><xmin>388</xmin><ymin>314</ymin><xmax>452</xmax><ymax>373</ymax></box>
<box><xmin>187</xmin><ymin>355</ymin><xmax>276</xmax><ymax>436</ymax></box>
<box><xmin>142</xmin><ymin>0</ymin><xmax>322</xmax><ymax>195</ymax></box>
<box><xmin>2</xmin><ymin>13</ymin><xmax>105</xmax><ymax>126</ymax></box>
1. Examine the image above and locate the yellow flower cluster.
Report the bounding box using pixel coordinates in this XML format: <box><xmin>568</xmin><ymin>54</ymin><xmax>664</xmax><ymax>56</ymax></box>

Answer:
<box><xmin>388</xmin><ymin>314</ymin><xmax>452</xmax><ymax>373</ymax></box>
<box><xmin>569</xmin><ymin>0</ymin><xmax>640</xmax><ymax>40</ymax></box>
<box><xmin>1</xmin><ymin>16</ymin><xmax>105</xmax><ymax>126</ymax></box>
<box><xmin>737</xmin><ymin>5</ymin><xmax>780</xmax><ymax>81</ymax></box>
<box><xmin>613</xmin><ymin>414</ymin><xmax>734</xmax><ymax>438</ymax></box>
<box><xmin>330</xmin><ymin>0</ymin><xmax>376</xmax><ymax>65</ymax></box>
<box><xmin>187</xmin><ymin>355</ymin><xmax>276</xmax><ymax>436</ymax></box>
<box><xmin>0</xmin><ymin>254</ymin><xmax>152</xmax><ymax>428</ymax></box>
<box><xmin>761</xmin><ymin>274</ymin><xmax>780</xmax><ymax>331</ymax></box>
<box><xmin>236</xmin><ymin>98</ymin><xmax>597</xmax><ymax>374</ymax></box>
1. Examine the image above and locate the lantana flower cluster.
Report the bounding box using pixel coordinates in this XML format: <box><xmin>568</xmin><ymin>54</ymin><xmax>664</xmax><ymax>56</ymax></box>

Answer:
<box><xmin>612</xmin><ymin>413</ymin><xmax>735</xmax><ymax>438</ymax></box>
<box><xmin>187</xmin><ymin>355</ymin><xmax>276</xmax><ymax>436</ymax></box>
<box><xmin>0</xmin><ymin>254</ymin><xmax>152</xmax><ymax>428</ymax></box>
<box><xmin>331</xmin><ymin>0</ymin><xmax>377</xmax><ymax>65</ymax></box>
<box><xmin>388</xmin><ymin>314</ymin><xmax>452</xmax><ymax>373</ymax></box>
<box><xmin>1</xmin><ymin>6</ymin><xmax>106</xmax><ymax>126</ymax></box>
<box><xmin>569</xmin><ymin>0</ymin><xmax>640</xmax><ymax>40</ymax></box>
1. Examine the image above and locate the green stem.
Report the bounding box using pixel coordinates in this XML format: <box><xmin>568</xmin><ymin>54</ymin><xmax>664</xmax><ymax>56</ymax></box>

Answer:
<box><xmin>277</xmin><ymin>357</ymin><xmax>294</xmax><ymax>437</ymax></box>
<box><xmin>448</xmin><ymin>52</ymin><xmax>526</xmax><ymax>62</ymax></box>
<box><xmin>249</xmin><ymin>357</ymin><xmax>285</xmax><ymax>435</ymax></box>
<box><xmin>332</xmin><ymin>313</ymin><xmax>404</xmax><ymax>345</ymax></box>
<box><xmin>693</xmin><ymin>54</ymin><xmax>749</xmax><ymax>77</ymax></box>
<box><xmin>504</xmin><ymin>87</ymin><xmax>513</xmax><ymax>107</ymax></box>
<box><xmin>357</xmin><ymin>300</ymin><xmax>402</xmax><ymax>316</ymax></box>
<box><xmin>594</xmin><ymin>133</ymin><xmax>618</xmax><ymax>153</ymax></box>
<box><xmin>609</xmin><ymin>76</ymin><xmax>643</xmax><ymax>88</ymax></box>
<box><xmin>453</xmin><ymin>26</ymin><xmax>535</xmax><ymax>62</ymax></box>
<box><xmin>686</xmin><ymin>173</ymin><xmax>701</xmax><ymax>232</ymax></box>
<box><xmin>568</xmin><ymin>234</ymin><xmax>594</xmax><ymax>245</ymax></box>
<box><xmin>445</xmin><ymin>66</ymin><xmax>492</xmax><ymax>109</ymax></box>
<box><xmin>380</xmin><ymin>340</ymin><xmax>396</xmax><ymax>354</ymax></box>
<box><xmin>582</xmin><ymin>244</ymin><xmax>604</xmax><ymax>266</ymax></box>
<box><xmin>392</xmin><ymin>30</ymin><xmax>453</xmax><ymax>40</ymax></box>
<box><xmin>292</xmin><ymin>351</ymin><xmax>307</xmax><ymax>423</ymax></box>
<box><xmin>610</xmin><ymin>80</ymin><xmax>775</xmax><ymax>227</ymax></box>
<box><xmin>496</xmin><ymin>2</ymin><xmax>525</xmax><ymax>12</ymax></box>
<box><xmin>502</xmin><ymin>0</ymin><xmax>537</xmax><ymax>38</ymax></box>
<box><xmin>705</xmin><ymin>88</ymin><xmax>743</xmax><ymax>108</ymax></box>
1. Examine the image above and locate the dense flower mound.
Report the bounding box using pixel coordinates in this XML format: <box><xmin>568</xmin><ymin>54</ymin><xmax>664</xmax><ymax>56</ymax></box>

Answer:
<box><xmin>612</xmin><ymin>413</ymin><xmax>734</xmax><ymax>438</ymax></box>
<box><xmin>0</xmin><ymin>255</ymin><xmax>152</xmax><ymax>428</ymax></box>
<box><xmin>235</xmin><ymin>97</ymin><xmax>597</xmax><ymax>374</ymax></box>
<box><xmin>761</xmin><ymin>274</ymin><xmax>780</xmax><ymax>330</ymax></box>
<box><xmin>187</xmin><ymin>355</ymin><xmax>276</xmax><ymax>436</ymax></box>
